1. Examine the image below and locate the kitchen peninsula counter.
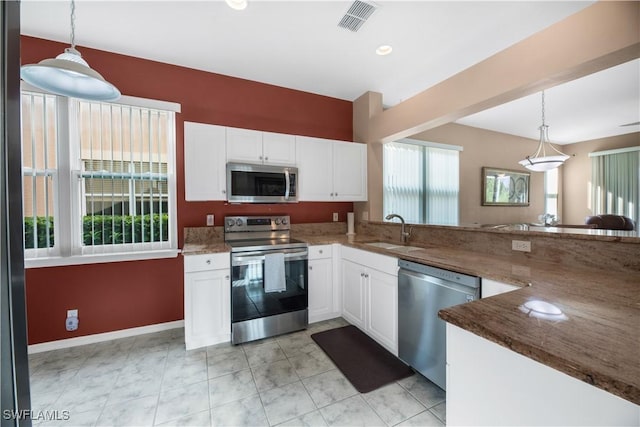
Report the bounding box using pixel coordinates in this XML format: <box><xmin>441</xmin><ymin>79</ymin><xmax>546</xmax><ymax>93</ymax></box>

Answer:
<box><xmin>295</xmin><ymin>233</ymin><xmax>640</xmax><ymax>406</ymax></box>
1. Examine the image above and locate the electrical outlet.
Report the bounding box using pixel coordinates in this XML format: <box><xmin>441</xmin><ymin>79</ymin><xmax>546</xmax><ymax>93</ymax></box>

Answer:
<box><xmin>332</xmin><ymin>212</ymin><xmax>339</xmax><ymax>222</ymax></box>
<box><xmin>362</xmin><ymin>211</ymin><xmax>369</xmax><ymax>221</ymax></box>
<box><xmin>206</xmin><ymin>214</ymin><xmax>214</xmax><ymax>226</ymax></box>
<box><xmin>66</xmin><ymin>309</ymin><xmax>79</xmax><ymax>332</ymax></box>
<box><xmin>512</xmin><ymin>240</ymin><xmax>531</xmax><ymax>252</ymax></box>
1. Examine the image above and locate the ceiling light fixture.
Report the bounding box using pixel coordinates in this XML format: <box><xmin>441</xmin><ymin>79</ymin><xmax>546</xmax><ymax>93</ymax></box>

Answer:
<box><xmin>225</xmin><ymin>0</ymin><xmax>248</xmax><ymax>11</ymax></box>
<box><xmin>376</xmin><ymin>45</ymin><xmax>393</xmax><ymax>56</ymax></box>
<box><xmin>20</xmin><ymin>0</ymin><xmax>120</xmax><ymax>101</ymax></box>
<box><xmin>518</xmin><ymin>91</ymin><xmax>569</xmax><ymax>172</ymax></box>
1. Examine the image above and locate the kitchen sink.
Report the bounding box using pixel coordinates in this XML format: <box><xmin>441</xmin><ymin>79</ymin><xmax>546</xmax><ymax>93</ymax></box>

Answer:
<box><xmin>364</xmin><ymin>242</ymin><xmax>425</xmax><ymax>253</ymax></box>
<box><xmin>389</xmin><ymin>246</ymin><xmax>425</xmax><ymax>253</ymax></box>
<box><xmin>365</xmin><ymin>242</ymin><xmax>402</xmax><ymax>250</ymax></box>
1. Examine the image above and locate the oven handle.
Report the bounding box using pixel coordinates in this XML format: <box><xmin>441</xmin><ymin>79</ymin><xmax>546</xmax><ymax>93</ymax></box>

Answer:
<box><xmin>232</xmin><ymin>249</ymin><xmax>308</xmax><ymax>265</ymax></box>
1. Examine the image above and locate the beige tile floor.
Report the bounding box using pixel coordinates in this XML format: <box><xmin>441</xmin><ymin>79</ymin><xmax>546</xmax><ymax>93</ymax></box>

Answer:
<box><xmin>28</xmin><ymin>318</ymin><xmax>446</xmax><ymax>426</ymax></box>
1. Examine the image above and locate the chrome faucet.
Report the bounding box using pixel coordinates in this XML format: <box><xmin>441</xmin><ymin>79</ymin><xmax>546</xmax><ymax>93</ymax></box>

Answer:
<box><xmin>385</xmin><ymin>214</ymin><xmax>411</xmax><ymax>244</ymax></box>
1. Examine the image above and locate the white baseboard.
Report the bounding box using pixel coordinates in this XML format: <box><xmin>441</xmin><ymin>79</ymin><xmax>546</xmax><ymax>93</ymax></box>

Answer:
<box><xmin>28</xmin><ymin>320</ymin><xmax>185</xmax><ymax>354</ymax></box>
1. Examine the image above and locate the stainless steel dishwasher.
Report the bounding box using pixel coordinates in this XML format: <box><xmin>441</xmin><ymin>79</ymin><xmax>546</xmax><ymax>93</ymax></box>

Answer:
<box><xmin>398</xmin><ymin>259</ymin><xmax>480</xmax><ymax>390</ymax></box>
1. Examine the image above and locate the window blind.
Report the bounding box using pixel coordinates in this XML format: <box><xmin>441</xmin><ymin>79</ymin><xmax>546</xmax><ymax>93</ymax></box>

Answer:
<box><xmin>383</xmin><ymin>141</ymin><xmax>459</xmax><ymax>225</ymax></box>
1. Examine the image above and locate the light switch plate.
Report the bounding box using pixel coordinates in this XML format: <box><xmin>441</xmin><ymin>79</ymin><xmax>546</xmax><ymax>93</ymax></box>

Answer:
<box><xmin>206</xmin><ymin>214</ymin><xmax>215</xmax><ymax>226</ymax></box>
<box><xmin>67</xmin><ymin>309</ymin><xmax>78</xmax><ymax>318</ymax></box>
<box><xmin>332</xmin><ymin>212</ymin><xmax>338</xmax><ymax>222</ymax></box>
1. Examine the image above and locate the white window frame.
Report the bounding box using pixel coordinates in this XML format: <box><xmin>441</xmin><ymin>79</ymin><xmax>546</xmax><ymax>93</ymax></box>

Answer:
<box><xmin>22</xmin><ymin>84</ymin><xmax>181</xmax><ymax>268</ymax></box>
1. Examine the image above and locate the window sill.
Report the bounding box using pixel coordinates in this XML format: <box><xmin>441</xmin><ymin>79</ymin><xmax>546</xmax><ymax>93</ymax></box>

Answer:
<box><xmin>24</xmin><ymin>249</ymin><xmax>180</xmax><ymax>269</ymax></box>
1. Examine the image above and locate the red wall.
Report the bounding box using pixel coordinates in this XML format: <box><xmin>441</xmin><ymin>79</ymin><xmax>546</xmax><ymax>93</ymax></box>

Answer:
<box><xmin>22</xmin><ymin>36</ymin><xmax>354</xmax><ymax>344</ymax></box>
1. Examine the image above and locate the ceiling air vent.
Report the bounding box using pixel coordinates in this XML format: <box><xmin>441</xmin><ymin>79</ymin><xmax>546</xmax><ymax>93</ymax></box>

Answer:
<box><xmin>338</xmin><ymin>0</ymin><xmax>377</xmax><ymax>32</ymax></box>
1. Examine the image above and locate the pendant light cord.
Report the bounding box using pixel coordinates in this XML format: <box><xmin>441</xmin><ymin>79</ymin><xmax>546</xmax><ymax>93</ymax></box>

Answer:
<box><xmin>541</xmin><ymin>91</ymin><xmax>546</xmax><ymax>127</ymax></box>
<box><xmin>70</xmin><ymin>0</ymin><xmax>76</xmax><ymax>49</ymax></box>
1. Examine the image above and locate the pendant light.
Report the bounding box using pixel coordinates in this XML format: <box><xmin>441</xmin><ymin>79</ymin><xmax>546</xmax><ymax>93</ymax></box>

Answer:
<box><xmin>20</xmin><ymin>0</ymin><xmax>121</xmax><ymax>101</ymax></box>
<box><xmin>518</xmin><ymin>91</ymin><xmax>569</xmax><ymax>172</ymax></box>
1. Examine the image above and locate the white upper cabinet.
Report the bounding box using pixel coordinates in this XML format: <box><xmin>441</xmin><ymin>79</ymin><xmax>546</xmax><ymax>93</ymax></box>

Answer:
<box><xmin>333</xmin><ymin>140</ymin><xmax>367</xmax><ymax>201</ymax></box>
<box><xmin>296</xmin><ymin>136</ymin><xmax>367</xmax><ymax>201</ymax></box>
<box><xmin>226</xmin><ymin>127</ymin><xmax>264</xmax><ymax>163</ymax></box>
<box><xmin>296</xmin><ymin>136</ymin><xmax>334</xmax><ymax>201</ymax></box>
<box><xmin>184</xmin><ymin>122</ymin><xmax>226</xmax><ymax>201</ymax></box>
<box><xmin>262</xmin><ymin>132</ymin><xmax>296</xmax><ymax>165</ymax></box>
<box><xmin>227</xmin><ymin>127</ymin><xmax>296</xmax><ymax>166</ymax></box>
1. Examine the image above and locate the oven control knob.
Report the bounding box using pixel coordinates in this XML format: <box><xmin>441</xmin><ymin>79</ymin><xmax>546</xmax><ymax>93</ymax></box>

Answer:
<box><xmin>281</xmin><ymin>217</ymin><xmax>288</xmax><ymax>225</ymax></box>
<box><xmin>226</xmin><ymin>219</ymin><xmax>235</xmax><ymax>227</ymax></box>
<box><xmin>235</xmin><ymin>218</ymin><xmax>243</xmax><ymax>226</ymax></box>
<box><xmin>275</xmin><ymin>218</ymin><xmax>281</xmax><ymax>225</ymax></box>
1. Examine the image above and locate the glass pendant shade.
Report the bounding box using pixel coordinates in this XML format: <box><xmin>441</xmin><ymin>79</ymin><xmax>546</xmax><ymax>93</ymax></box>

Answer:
<box><xmin>519</xmin><ymin>93</ymin><xmax>569</xmax><ymax>172</ymax></box>
<box><xmin>21</xmin><ymin>48</ymin><xmax>121</xmax><ymax>101</ymax></box>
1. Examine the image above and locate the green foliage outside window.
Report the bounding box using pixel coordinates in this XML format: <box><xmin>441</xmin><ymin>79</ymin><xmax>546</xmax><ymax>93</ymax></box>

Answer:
<box><xmin>24</xmin><ymin>214</ymin><xmax>169</xmax><ymax>248</ymax></box>
<box><xmin>24</xmin><ymin>217</ymin><xmax>55</xmax><ymax>249</ymax></box>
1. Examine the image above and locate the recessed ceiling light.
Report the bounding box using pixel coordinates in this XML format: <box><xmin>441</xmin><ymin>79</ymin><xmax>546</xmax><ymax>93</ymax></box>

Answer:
<box><xmin>376</xmin><ymin>45</ymin><xmax>393</xmax><ymax>56</ymax></box>
<box><xmin>226</xmin><ymin>0</ymin><xmax>247</xmax><ymax>11</ymax></box>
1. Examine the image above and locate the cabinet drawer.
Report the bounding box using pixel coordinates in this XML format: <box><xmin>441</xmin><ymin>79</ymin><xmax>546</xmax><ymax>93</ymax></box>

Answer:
<box><xmin>309</xmin><ymin>244</ymin><xmax>332</xmax><ymax>260</ymax></box>
<box><xmin>341</xmin><ymin>246</ymin><xmax>398</xmax><ymax>276</ymax></box>
<box><xmin>184</xmin><ymin>252</ymin><xmax>230</xmax><ymax>273</ymax></box>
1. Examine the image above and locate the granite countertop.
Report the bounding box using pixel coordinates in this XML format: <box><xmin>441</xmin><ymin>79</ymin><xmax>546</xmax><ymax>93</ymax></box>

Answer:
<box><xmin>300</xmin><ymin>234</ymin><xmax>640</xmax><ymax>405</ymax></box>
<box><xmin>181</xmin><ymin>231</ymin><xmax>639</xmax><ymax>405</ymax></box>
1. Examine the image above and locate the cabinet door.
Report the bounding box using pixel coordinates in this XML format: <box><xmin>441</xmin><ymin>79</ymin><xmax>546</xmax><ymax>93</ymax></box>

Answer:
<box><xmin>341</xmin><ymin>259</ymin><xmax>365</xmax><ymax>330</ymax></box>
<box><xmin>184</xmin><ymin>122</ymin><xmax>226</xmax><ymax>201</ymax></box>
<box><xmin>366</xmin><ymin>268</ymin><xmax>398</xmax><ymax>355</ymax></box>
<box><xmin>184</xmin><ymin>268</ymin><xmax>230</xmax><ymax>350</ymax></box>
<box><xmin>226</xmin><ymin>127</ymin><xmax>263</xmax><ymax>163</ymax></box>
<box><xmin>308</xmin><ymin>257</ymin><xmax>334</xmax><ymax>323</ymax></box>
<box><xmin>295</xmin><ymin>136</ymin><xmax>333</xmax><ymax>201</ymax></box>
<box><xmin>333</xmin><ymin>141</ymin><xmax>367</xmax><ymax>201</ymax></box>
<box><xmin>263</xmin><ymin>132</ymin><xmax>296</xmax><ymax>165</ymax></box>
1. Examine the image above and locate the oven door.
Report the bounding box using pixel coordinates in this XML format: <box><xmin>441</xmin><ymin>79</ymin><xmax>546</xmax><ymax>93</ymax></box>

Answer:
<box><xmin>230</xmin><ymin>247</ymin><xmax>308</xmax><ymax>324</ymax></box>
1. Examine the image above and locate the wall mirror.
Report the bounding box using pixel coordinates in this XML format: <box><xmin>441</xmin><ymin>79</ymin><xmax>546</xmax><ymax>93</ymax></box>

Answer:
<box><xmin>482</xmin><ymin>167</ymin><xmax>530</xmax><ymax>206</ymax></box>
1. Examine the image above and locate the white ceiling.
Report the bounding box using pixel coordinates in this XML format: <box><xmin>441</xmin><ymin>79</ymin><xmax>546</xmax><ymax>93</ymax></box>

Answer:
<box><xmin>20</xmin><ymin>1</ymin><xmax>639</xmax><ymax>143</ymax></box>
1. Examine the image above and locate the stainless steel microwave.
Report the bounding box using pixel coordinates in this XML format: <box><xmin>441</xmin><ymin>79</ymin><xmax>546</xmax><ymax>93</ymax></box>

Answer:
<box><xmin>226</xmin><ymin>162</ymin><xmax>298</xmax><ymax>203</ymax></box>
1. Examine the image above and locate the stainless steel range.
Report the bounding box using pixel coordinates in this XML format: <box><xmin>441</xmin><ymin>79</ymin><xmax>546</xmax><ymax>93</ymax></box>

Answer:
<box><xmin>225</xmin><ymin>215</ymin><xmax>308</xmax><ymax>344</ymax></box>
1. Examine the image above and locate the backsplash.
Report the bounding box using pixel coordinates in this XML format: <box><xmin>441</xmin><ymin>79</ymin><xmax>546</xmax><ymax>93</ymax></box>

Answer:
<box><xmin>357</xmin><ymin>221</ymin><xmax>640</xmax><ymax>272</ymax></box>
<box><xmin>184</xmin><ymin>222</ymin><xmax>347</xmax><ymax>245</ymax></box>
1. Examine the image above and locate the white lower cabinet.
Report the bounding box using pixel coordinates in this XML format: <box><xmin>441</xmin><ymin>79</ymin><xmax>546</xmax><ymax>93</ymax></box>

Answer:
<box><xmin>341</xmin><ymin>259</ymin><xmax>367</xmax><ymax>330</ymax></box>
<box><xmin>481</xmin><ymin>277</ymin><xmax>521</xmax><ymax>298</ymax></box>
<box><xmin>184</xmin><ymin>253</ymin><xmax>230</xmax><ymax>350</ymax></box>
<box><xmin>340</xmin><ymin>246</ymin><xmax>398</xmax><ymax>355</ymax></box>
<box><xmin>446</xmin><ymin>323</ymin><xmax>639</xmax><ymax>426</ymax></box>
<box><xmin>308</xmin><ymin>244</ymin><xmax>341</xmax><ymax>323</ymax></box>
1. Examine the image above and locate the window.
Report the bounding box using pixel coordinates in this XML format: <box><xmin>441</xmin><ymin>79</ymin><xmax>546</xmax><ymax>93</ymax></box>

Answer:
<box><xmin>544</xmin><ymin>167</ymin><xmax>559</xmax><ymax>218</ymax></box>
<box><xmin>383</xmin><ymin>140</ymin><xmax>461</xmax><ymax>225</ymax></box>
<box><xmin>21</xmin><ymin>87</ymin><xmax>180</xmax><ymax>266</ymax></box>
<box><xmin>590</xmin><ymin>147</ymin><xmax>639</xmax><ymax>222</ymax></box>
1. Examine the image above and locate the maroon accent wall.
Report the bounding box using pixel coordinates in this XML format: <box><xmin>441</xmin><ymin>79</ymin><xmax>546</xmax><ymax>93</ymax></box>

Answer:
<box><xmin>22</xmin><ymin>36</ymin><xmax>354</xmax><ymax>344</ymax></box>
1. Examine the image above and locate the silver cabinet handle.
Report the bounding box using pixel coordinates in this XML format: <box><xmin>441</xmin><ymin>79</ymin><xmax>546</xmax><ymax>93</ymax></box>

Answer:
<box><xmin>360</xmin><ymin>273</ymin><xmax>364</xmax><ymax>277</ymax></box>
<box><xmin>319</xmin><ymin>250</ymin><xmax>323</xmax><ymax>254</ymax></box>
<box><xmin>259</xmin><ymin>155</ymin><xmax>263</xmax><ymax>160</ymax></box>
<box><xmin>222</xmin><ymin>190</ymin><xmax>226</xmax><ymax>194</ymax></box>
<box><xmin>265</xmin><ymin>157</ymin><xmax>269</xmax><ymax>161</ymax></box>
<box><xmin>206</xmin><ymin>259</ymin><xmax>211</xmax><ymax>265</ymax></box>
<box><xmin>309</xmin><ymin>266</ymin><xmax>313</xmax><ymax>270</ymax></box>
<box><xmin>225</xmin><ymin>275</ymin><xmax>229</xmax><ymax>280</ymax></box>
